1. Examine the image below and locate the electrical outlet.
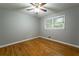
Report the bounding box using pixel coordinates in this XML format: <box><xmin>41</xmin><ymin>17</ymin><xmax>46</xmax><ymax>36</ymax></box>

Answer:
<box><xmin>48</xmin><ymin>36</ymin><xmax>51</xmax><ymax>38</ymax></box>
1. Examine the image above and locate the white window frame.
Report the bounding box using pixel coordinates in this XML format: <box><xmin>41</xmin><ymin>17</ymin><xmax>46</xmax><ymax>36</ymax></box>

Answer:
<box><xmin>44</xmin><ymin>15</ymin><xmax>65</xmax><ymax>29</ymax></box>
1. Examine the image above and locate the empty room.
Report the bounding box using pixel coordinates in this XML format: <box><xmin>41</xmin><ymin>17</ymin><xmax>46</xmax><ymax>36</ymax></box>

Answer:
<box><xmin>0</xmin><ymin>3</ymin><xmax>79</xmax><ymax>56</ymax></box>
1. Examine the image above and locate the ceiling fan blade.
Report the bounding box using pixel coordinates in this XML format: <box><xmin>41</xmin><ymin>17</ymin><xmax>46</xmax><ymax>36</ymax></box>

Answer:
<box><xmin>44</xmin><ymin>6</ymin><xmax>57</xmax><ymax>11</ymax></box>
<box><xmin>41</xmin><ymin>8</ymin><xmax>47</xmax><ymax>12</ymax></box>
<box><xmin>26</xmin><ymin>8</ymin><xmax>33</xmax><ymax>11</ymax></box>
<box><xmin>40</xmin><ymin>3</ymin><xmax>46</xmax><ymax>7</ymax></box>
<box><xmin>30</xmin><ymin>3</ymin><xmax>35</xmax><ymax>6</ymax></box>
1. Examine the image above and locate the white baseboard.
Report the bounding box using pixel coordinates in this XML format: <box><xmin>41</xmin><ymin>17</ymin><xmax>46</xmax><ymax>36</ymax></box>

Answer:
<box><xmin>0</xmin><ymin>36</ymin><xmax>39</xmax><ymax>48</ymax></box>
<box><xmin>0</xmin><ymin>36</ymin><xmax>79</xmax><ymax>49</ymax></box>
<box><xmin>39</xmin><ymin>36</ymin><xmax>79</xmax><ymax>48</ymax></box>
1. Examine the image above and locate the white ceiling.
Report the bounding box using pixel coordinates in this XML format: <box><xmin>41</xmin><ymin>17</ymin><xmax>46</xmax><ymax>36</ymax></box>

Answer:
<box><xmin>0</xmin><ymin>3</ymin><xmax>79</xmax><ymax>18</ymax></box>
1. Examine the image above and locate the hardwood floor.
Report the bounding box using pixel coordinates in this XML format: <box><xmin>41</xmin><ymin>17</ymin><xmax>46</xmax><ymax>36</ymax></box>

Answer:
<box><xmin>0</xmin><ymin>37</ymin><xmax>79</xmax><ymax>56</ymax></box>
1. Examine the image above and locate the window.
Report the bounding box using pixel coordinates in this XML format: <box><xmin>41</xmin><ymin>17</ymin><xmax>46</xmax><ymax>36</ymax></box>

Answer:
<box><xmin>45</xmin><ymin>18</ymin><xmax>52</xmax><ymax>29</ymax></box>
<box><xmin>45</xmin><ymin>15</ymin><xmax>65</xmax><ymax>29</ymax></box>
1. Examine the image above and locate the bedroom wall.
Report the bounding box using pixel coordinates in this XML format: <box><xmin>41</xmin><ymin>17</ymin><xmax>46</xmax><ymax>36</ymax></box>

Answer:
<box><xmin>0</xmin><ymin>6</ymin><xmax>79</xmax><ymax>46</ymax></box>
<box><xmin>0</xmin><ymin>9</ymin><xmax>39</xmax><ymax>45</ymax></box>
<box><xmin>40</xmin><ymin>7</ymin><xmax>79</xmax><ymax>45</ymax></box>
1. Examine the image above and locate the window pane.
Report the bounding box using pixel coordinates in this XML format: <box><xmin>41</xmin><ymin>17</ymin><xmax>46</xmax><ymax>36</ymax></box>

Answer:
<box><xmin>45</xmin><ymin>15</ymin><xmax>65</xmax><ymax>29</ymax></box>
<box><xmin>45</xmin><ymin>18</ymin><xmax>52</xmax><ymax>29</ymax></box>
<box><xmin>53</xmin><ymin>16</ymin><xmax>64</xmax><ymax>29</ymax></box>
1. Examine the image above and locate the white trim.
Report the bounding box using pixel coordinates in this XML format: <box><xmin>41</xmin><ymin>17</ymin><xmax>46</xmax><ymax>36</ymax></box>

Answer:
<box><xmin>0</xmin><ymin>36</ymin><xmax>39</xmax><ymax>48</ymax></box>
<box><xmin>39</xmin><ymin>36</ymin><xmax>79</xmax><ymax>48</ymax></box>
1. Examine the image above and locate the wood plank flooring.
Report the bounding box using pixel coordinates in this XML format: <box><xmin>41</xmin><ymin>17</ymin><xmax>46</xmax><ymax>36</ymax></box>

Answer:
<box><xmin>0</xmin><ymin>37</ymin><xmax>79</xmax><ymax>56</ymax></box>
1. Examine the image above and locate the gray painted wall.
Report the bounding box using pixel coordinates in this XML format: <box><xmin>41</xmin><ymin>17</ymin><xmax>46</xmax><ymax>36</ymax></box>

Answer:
<box><xmin>40</xmin><ymin>7</ymin><xmax>79</xmax><ymax>45</ymax></box>
<box><xmin>0</xmin><ymin>7</ymin><xmax>79</xmax><ymax>46</ymax></box>
<box><xmin>0</xmin><ymin>10</ymin><xmax>39</xmax><ymax>45</ymax></box>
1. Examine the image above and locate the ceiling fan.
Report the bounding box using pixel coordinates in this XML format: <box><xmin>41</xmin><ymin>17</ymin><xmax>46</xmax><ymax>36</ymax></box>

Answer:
<box><xmin>26</xmin><ymin>3</ymin><xmax>47</xmax><ymax>14</ymax></box>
